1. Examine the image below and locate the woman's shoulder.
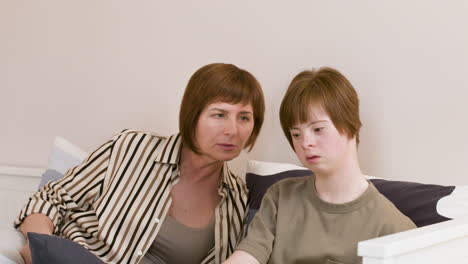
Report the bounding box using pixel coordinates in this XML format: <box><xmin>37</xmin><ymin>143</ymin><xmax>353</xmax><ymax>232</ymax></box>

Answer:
<box><xmin>109</xmin><ymin>129</ymin><xmax>173</xmax><ymax>145</ymax></box>
<box><xmin>106</xmin><ymin>129</ymin><xmax>177</xmax><ymax>157</ymax></box>
<box><xmin>114</xmin><ymin>129</ymin><xmax>169</xmax><ymax>139</ymax></box>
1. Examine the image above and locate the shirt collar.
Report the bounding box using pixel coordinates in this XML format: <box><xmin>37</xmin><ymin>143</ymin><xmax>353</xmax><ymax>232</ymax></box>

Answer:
<box><xmin>154</xmin><ymin>132</ymin><xmax>238</xmax><ymax>193</ymax></box>
<box><xmin>219</xmin><ymin>163</ymin><xmax>236</xmax><ymax>193</ymax></box>
<box><xmin>154</xmin><ymin>133</ymin><xmax>181</xmax><ymax>165</ymax></box>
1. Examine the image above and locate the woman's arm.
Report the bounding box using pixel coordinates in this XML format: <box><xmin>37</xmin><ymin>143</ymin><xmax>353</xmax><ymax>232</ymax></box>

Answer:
<box><xmin>223</xmin><ymin>250</ymin><xmax>260</xmax><ymax>264</ymax></box>
<box><xmin>19</xmin><ymin>213</ymin><xmax>55</xmax><ymax>264</ymax></box>
<box><xmin>19</xmin><ymin>213</ymin><xmax>54</xmax><ymax>236</ymax></box>
<box><xmin>14</xmin><ymin>135</ymin><xmax>116</xmax><ymax>233</ymax></box>
<box><xmin>13</xmin><ymin>133</ymin><xmax>119</xmax><ymax>263</ymax></box>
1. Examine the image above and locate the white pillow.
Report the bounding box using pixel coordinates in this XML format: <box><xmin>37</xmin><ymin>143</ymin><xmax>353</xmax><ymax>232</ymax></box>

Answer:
<box><xmin>38</xmin><ymin>137</ymin><xmax>88</xmax><ymax>189</ymax></box>
<box><xmin>0</xmin><ymin>228</ymin><xmax>25</xmax><ymax>264</ymax></box>
<box><xmin>48</xmin><ymin>137</ymin><xmax>88</xmax><ymax>174</ymax></box>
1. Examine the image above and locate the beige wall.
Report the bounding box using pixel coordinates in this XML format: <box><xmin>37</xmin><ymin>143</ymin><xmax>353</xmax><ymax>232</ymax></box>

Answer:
<box><xmin>1</xmin><ymin>1</ymin><xmax>467</xmax><ymax>185</ymax></box>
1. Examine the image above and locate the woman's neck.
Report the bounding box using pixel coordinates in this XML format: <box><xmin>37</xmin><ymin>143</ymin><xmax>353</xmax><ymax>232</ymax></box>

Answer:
<box><xmin>178</xmin><ymin>144</ymin><xmax>224</xmax><ymax>185</ymax></box>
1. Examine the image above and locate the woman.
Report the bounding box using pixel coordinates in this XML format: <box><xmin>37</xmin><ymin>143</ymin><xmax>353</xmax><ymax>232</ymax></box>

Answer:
<box><xmin>224</xmin><ymin>67</ymin><xmax>415</xmax><ymax>264</ymax></box>
<box><xmin>15</xmin><ymin>63</ymin><xmax>265</xmax><ymax>264</ymax></box>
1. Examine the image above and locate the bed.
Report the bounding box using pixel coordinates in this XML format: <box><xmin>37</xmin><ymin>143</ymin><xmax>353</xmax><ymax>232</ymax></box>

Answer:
<box><xmin>0</xmin><ymin>165</ymin><xmax>41</xmax><ymax>264</ymax></box>
<box><xmin>0</xmin><ymin>136</ymin><xmax>87</xmax><ymax>264</ymax></box>
<box><xmin>1</xmin><ymin>140</ymin><xmax>468</xmax><ymax>264</ymax></box>
<box><xmin>358</xmin><ymin>216</ymin><xmax>468</xmax><ymax>263</ymax></box>
<box><xmin>245</xmin><ymin>160</ymin><xmax>468</xmax><ymax>264</ymax></box>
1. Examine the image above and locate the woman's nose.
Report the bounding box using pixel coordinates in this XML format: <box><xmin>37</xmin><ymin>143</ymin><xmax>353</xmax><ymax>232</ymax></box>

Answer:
<box><xmin>223</xmin><ymin>119</ymin><xmax>238</xmax><ymax>135</ymax></box>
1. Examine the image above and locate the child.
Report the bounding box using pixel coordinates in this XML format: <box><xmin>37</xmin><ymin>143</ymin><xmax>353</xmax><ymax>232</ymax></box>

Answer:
<box><xmin>224</xmin><ymin>67</ymin><xmax>416</xmax><ymax>264</ymax></box>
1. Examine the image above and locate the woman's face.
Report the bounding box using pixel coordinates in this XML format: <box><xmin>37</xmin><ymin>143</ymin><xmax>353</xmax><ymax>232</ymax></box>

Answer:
<box><xmin>195</xmin><ymin>101</ymin><xmax>254</xmax><ymax>162</ymax></box>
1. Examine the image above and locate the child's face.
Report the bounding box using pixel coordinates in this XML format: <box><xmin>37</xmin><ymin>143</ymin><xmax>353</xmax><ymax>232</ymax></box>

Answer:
<box><xmin>289</xmin><ymin>104</ymin><xmax>352</xmax><ymax>174</ymax></box>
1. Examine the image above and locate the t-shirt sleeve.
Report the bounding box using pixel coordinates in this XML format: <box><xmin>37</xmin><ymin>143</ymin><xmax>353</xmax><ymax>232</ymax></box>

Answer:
<box><xmin>236</xmin><ymin>186</ymin><xmax>279</xmax><ymax>264</ymax></box>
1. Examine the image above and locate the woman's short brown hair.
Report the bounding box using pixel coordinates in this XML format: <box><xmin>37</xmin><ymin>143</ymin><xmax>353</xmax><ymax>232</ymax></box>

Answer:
<box><xmin>279</xmin><ymin>67</ymin><xmax>362</xmax><ymax>150</ymax></box>
<box><xmin>179</xmin><ymin>63</ymin><xmax>265</xmax><ymax>155</ymax></box>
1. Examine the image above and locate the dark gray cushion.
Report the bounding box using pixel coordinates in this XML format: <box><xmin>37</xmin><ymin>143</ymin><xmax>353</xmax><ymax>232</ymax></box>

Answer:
<box><xmin>370</xmin><ymin>179</ymin><xmax>454</xmax><ymax>227</ymax></box>
<box><xmin>246</xmin><ymin>168</ymin><xmax>455</xmax><ymax>227</ymax></box>
<box><xmin>27</xmin><ymin>233</ymin><xmax>103</xmax><ymax>264</ymax></box>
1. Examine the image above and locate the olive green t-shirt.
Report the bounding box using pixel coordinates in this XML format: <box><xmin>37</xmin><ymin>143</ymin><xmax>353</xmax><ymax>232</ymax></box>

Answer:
<box><xmin>237</xmin><ymin>176</ymin><xmax>416</xmax><ymax>264</ymax></box>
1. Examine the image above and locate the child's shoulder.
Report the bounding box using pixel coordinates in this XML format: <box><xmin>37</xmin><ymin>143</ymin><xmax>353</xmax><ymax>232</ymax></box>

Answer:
<box><xmin>267</xmin><ymin>175</ymin><xmax>313</xmax><ymax>196</ymax></box>
<box><xmin>371</xmin><ymin>185</ymin><xmax>415</xmax><ymax>224</ymax></box>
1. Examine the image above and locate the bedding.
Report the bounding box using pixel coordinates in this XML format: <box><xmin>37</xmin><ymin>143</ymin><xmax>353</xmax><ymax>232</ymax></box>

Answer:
<box><xmin>0</xmin><ymin>254</ymin><xmax>16</xmax><ymax>264</ymax></box>
<box><xmin>246</xmin><ymin>160</ymin><xmax>466</xmax><ymax>227</ymax></box>
<box><xmin>28</xmin><ymin>233</ymin><xmax>103</xmax><ymax>264</ymax></box>
<box><xmin>2</xmin><ymin>147</ymin><xmax>468</xmax><ymax>264</ymax></box>
<box><xmin>37</xmin><ymin>136</ymin><xmax>87</xmax><ymax>189</ymax></box>
<box><xmin>0</xmin><ymin>229</ymin><xmax>25</xmax><ymax>264</ymax></box>
<box><xmin>0</xmin><ymin>136</ymin><xmax>88</xmax><ymax>264</ymax></box>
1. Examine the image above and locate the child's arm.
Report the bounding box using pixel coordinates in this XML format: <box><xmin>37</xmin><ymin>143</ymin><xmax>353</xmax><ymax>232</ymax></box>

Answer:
<box><xmin>223</xmin><ymin>250</ymin><xmax>260</xmax><ymax>264</ymax></box>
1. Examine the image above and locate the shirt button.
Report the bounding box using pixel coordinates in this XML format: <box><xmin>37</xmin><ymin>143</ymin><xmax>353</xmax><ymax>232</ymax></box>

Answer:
<box><xmin>154</xmin><ymin>218</ymin><xmax>160</xmax><ymax>223</ymax></box>
<box><xmin>137</xmin><ymin>251</ymin><xmax>143</xmax><ymax>256</ymax></box>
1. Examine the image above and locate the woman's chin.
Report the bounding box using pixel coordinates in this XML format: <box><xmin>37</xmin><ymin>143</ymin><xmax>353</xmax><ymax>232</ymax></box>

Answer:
<box><xmin>203</xmin><ymin>151</ymin><xmax>241</xmax><ymax>163</ymax></box>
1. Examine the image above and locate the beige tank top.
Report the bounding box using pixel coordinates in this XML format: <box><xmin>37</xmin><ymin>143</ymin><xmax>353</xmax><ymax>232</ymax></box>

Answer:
<box><xmin>141</xmin><ymin>215</ymin><xmax>215</xmax><ymax>264</ymax></box>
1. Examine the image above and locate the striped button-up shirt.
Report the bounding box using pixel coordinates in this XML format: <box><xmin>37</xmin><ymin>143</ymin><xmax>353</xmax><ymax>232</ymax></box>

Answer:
<box><xmin>15</xmin><ymin>130</ymin><xmax>248</xmax><ymax>264</ymax></box>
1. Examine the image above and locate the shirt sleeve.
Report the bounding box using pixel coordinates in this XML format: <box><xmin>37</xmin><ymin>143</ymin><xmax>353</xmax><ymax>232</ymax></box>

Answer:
<box><xmin>13</xmin><ymin>133</ymin><xmax>119</xmax><ymax>234</ymax></box>
<box><xmin>236</xmin><ymin>186</ymin><xmax>279</xmax><ymax>264</ymax></box>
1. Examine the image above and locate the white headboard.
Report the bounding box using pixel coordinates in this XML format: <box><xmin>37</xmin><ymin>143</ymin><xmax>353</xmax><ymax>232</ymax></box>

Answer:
<box><xmin>0</xmin><ymin>166</ymin><xmax>43</xmax><ymax>229</ymax></box>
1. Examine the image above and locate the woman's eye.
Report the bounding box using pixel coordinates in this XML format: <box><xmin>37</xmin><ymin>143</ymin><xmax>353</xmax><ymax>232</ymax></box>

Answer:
<box><xmin>240</xmin><ymin>116</ymin><xmax>251</xmax><ymax>122</ymax></box>
<box><xmin>213</xmin><ymin>113</ymin><xmax>224</xmax><ymax>118</ymax></box>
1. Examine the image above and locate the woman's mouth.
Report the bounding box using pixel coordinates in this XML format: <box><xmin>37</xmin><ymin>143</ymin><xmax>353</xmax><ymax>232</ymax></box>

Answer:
<box><xmin>218</xmin><ymin>144</ymin><xmax>236</xmax><ymax>151</ymax></box>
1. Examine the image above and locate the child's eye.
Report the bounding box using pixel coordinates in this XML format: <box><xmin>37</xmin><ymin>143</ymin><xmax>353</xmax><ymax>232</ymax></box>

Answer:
<box><xmin>291</xmin><ymin>133</ymin><xmax>300</xmax><ymax>138</ymax></box>
<box><xmin>314</xmin><ymin>127</ymin><xmax>324</xmax><ymax>133</ymax></box>
<box><xmin>213</xmin><ymin>113</ymin><xmax>224</xmax><ymax>118</ymax></box>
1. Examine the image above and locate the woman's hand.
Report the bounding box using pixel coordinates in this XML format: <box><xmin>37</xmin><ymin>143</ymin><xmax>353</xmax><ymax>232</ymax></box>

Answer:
<box><xmin>20</xmin><ymin>241</ymin><xmax>33</xmax><ymax>264</ymax></box>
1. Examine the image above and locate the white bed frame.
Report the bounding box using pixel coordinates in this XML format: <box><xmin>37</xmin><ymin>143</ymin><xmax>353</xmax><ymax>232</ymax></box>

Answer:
<box><xmin>0</xmin><ymin>166</ymin><xmax>42</xmax><ymax>264</ymax></box>
<box><xmin>0</xmin><ymin>166</ymin><xmax>42</xmax><ymax>230</ymax></box>
<box><xmin>1</xmin><ymin>165</ymin><xmax>468</xmax><ymax>264</ymax></box>
<box><xmin>358</xmin><ymin>217</ymin><xmax>468</xmax><ymax>263</ymax></box>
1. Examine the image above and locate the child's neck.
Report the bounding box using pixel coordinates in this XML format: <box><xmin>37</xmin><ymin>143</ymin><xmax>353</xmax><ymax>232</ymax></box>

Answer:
<box><xmin>313</xmin><ymin>157</ymin><xmax>369</xmax><ymax>204</ymax></box>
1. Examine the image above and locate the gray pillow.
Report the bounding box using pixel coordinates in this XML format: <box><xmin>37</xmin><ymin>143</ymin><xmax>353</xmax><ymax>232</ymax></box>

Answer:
<box><xmin>38</xmin><ymin>136</ymin><xmax>88</xmax><ymax>189</ymax></box>
<box><xmin>37</xmin><ymin>169</ymin><xmax>64</xmax><ymax>189</ymax></box>
<box><xmin>27</xmin><ymin>232</ymin><xmax>103</xmax><ymax>264</ymax></box>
